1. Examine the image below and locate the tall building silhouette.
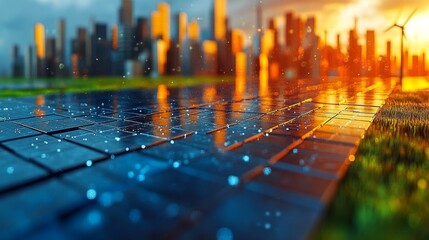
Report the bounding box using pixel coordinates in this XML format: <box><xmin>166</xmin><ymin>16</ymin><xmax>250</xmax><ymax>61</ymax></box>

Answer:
<box><xmin>386</xmin><ymin>41</ymin><xmax>391</xmax><ymax>76</ymax></box>
<box><xmin>34</xmin><ymin>23</ymin><xmax>45</xmax><ymax>78</ymax></box>
<box><xmin>366</xmin><ymin>30</ymin><xmax>376</xmax><ymax>77</ymax></box>
<box><xmin>135</xmin><ymin>17</ymin><xmax>149</xmax><ymax>57</ymax></box>
<box><xmin>301</xmin><ymin>16</ymin><xmax>320</xmax><ymax>79</ymax></box>
<box><xmin>119</xmin><ymin>0</ymin><xmax>133</xmax><ymax>27</ymax></box>
<box><xmin>213</xmin><ymin>0</ymin><xmax>227</xmax><ymax>40</ymax></box>
<box><xmin>118</xmin><ymin>0</ymin><xmax>133</xmax><ymax>71</ymax></box>
<box><xmin>348</xmin><ymin>23</ymin><xmax>361</xmax><ymax>77</ymax></box>
<box><xmin>71</xmin><ymin>27</ymin><xmax>89</xmax><ymax>77</ymax></box>
<box><xmin>56</xmin><ymin>19</ymin><xmax>66</xmax><ymax>76</ymax></box>
<box><xmin>91</xmin><ymin>22</ymin><xmax>110</xmax><ymax>76</ymax></box>
<box><xmin>24</xmin><ymin>46</ymin><xmax>35</xmax><ymax>79</ymax></box>
<box><xmin>151</xmin><ymin>2</ymin><xmax>171</xmax><ymax>76</ymax></box>
<box><xmin>11</xmin><ymin>45</ymin><xmax>23</xmax><ymax>77</ymax></box>
<box><xmin>45</xmin><ymin>38</ymin><xmax>56</xmax><ymax>77</ymax></box>
<box><xmin>177</xmin><ymin>12</ymin><xmax>187</xmax><ymax>45</ymax></box>
<box><xmin>151</xmin><ymin>11</ymin><xmax>161</xmax><ymax>40</ymax></box>
<box><xmin>188</xmin><ymin>20</ymin><xmax>200</xmax><ymax>42</ymax></box>
<box><xmin>111</xmin><ymin>24</ymin><xmax>119</xmax><ymax>50</ymax></box>
<box><xmin>158</xmin><ymin>2</ymin><xmax>171</xmax><ymax>47</ymax></box>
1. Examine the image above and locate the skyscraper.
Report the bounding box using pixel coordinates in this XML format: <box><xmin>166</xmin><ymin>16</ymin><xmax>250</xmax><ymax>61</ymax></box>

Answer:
<box><xmin>112</xmin><ymin>24</ymin><xmax>119</xmax><ymax>50</ymax></box>
<box><xmin>158</xmin><ymin>2</ymin><xmax>171</xmax><ymax>47</ymax></box>
<box><xmin>134</xmin><ymin>17</ymin><xmax>149</xmax><ymax>60</ymax></box>
<box><xmin>91</xmin><ymin>22</ymin><xmax>110</xmax><ymax>76</ymax></box>
<box><xmin>231</xmin><ymin>29</ymin><xmax>244</xmax><ymax>55</ymax></box>
<box><xmin>151</xmin><ymin>11</ymin><xmax>161</xmax><ymax>39</ymax></box>
<box><xmin>56</xmin><ymin>19</ymin><xmax>66</xmax><ymax>76</ymax></box>
<box><xmin>45</xmin><ymin>38</ymin><xmax>56</xmax><ymax>77</ymax></box>
<box><xmin>188</xmin><ymin>20</ymin><xmax>200</xmax><ymax>42</ymax></box>
<box><xmin>386</xmin><ymin>40</ymin><xmax>391</xmax><ymax>76</ymax></box>
<box><xmin>34</xmin><ymin>23</ymin><xmax>45</xmax><ymax>78</ymax></box>
<box><xmin>213</xmin><ymin>0</ymin><xmax>227</xmax><ymax>40</ymax></box>
<box><xmin>366</xmin><ymin>30</ymin><xmax>376</xmax><ymax>77</ymax></box>
<box><xmin>71</xmin><ymin>27</ymin><xmax>89</xmax><ymax>77</ymax></box>
<box><xmin>177</xmin><ymin>12</ymin><xmax>187</xmax><ymax>45</ymax></box>
<box><xmin>24</xmin><ymin>46</ymin><xmax>35</xmax><ymax>79</ymax></box>
<box><xmin>348</xmin><ymin>26</ymin><xmax>361</xmax><ymax>77</ymax></box>
<box><xmin>11</xmin><ymin>45</ymin><xmax>23</xmax><ymax>77</ymax></box>
<box><xmin>119</xmin><ymin>0</ymin><xmax>133</xmax><ymax>27</ymax></box>
<box><xmin>118</xmin><ymin>0</ymin><xmax>133</xmax><ymax>68</ymax></box>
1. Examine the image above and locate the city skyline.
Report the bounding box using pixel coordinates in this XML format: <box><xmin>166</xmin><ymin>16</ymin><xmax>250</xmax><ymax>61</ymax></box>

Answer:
<box><xmin>1</xmin><ymin>0</ymin><xmax>429</xmax><ymax>76</ymax></box>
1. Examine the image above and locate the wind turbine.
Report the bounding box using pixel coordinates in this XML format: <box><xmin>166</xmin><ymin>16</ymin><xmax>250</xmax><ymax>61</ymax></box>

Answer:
<box><xmin>385</xmin><ymin>9</ymin><xmax>417</xmax><ymax>84</ymax></box>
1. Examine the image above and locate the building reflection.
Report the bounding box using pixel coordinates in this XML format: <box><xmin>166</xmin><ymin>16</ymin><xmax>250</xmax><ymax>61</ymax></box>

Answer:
<box><xmin>153</xmin><ymin>84</ymin><xmax>171</xmax><ymax>138</ymax></box>
<box><xmin>259</xmin><ymin>68</ymin><xmax>269</xmax><ymax>97</ymax></box>
<box><xmin>34</xmin><ymin>95</ymin><xmax>46</xmax><ymax>117</ymax></box>
<box><xmin>213</xmin><ymin>105</ymin><xmax>227</xmax><ymax>148</ymax></box>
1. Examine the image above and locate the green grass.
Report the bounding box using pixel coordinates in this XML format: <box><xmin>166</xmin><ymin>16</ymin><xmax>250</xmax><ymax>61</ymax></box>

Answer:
<box><xmin>0</xmin><ymin>76</ymin><xmax>232</xmax><ymax>98</ymax></box>
<box><xmin>315</xmin><ymin>90</ymin><xmax>429</xmax><ymax>240</ymax></box>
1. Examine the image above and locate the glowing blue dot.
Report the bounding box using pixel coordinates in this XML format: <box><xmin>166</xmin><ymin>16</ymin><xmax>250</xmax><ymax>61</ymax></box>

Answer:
<box><xmin>170</xmin><ymin>140</ymin><xmax>175</xmax><ymax>144</ymax></box>
<box><xmin>263</xmin><ymin>167</ymin><xmax>272</xmax><ymax>176</ymax></box>
<box><xmin>264</xmin><ymin>223</ymin><xmax>272</xmax><ymax>230</ymax></box>
<box><xmin>115</xmin><ymin>137</ymin><xmax>121</xmax><ymax>142</ymax></box>
<box><xmin>217</xmin><ymin>227</ymin><xmax>233</xmax><ymax>240</ymax></box>
<box><xmin>86</xmin><ymin>160</ymin><xmax>93</xmax><ymax>167</ymax></box>
<box><xmin>137</xmin><ymin>174</ymin><xmax>145</xmax><ymax>182</ymax></box>
<box><xmin>6</xmin><ymin>166</ymin><xmax>15</xmax><ymax>174</ymax></box>
<box><xmin>128</xmin><ymin>171</ymin><xmax>135</xmax><ymax>178</ymax></box>
<box><xmin>228</xmin><ymin>176</ymin><xmax>240</xmax><ymax>186</ymax></box>
<box><xmin>242</xmin><ymin>155</ymin><xmax>250</xmax><ymax>162</ymax></box>
<box><xmin>172</xmin><ymin>161</ymin><xmax>181</xmax><ymax>168</ymax></box>
<box><xmin>293</xmin><ymin>149</ymin><xmax>298</xmax><ymax>154</ymax></box>
<box><xmin>86</xmin><ymin>189</ymin><xmax>97</xmax><ymax>200</ymax></box>
<box><xmin>141</xmin><ymin>145</ymin><xmax>146</xmax><ymax>149</ymax></box>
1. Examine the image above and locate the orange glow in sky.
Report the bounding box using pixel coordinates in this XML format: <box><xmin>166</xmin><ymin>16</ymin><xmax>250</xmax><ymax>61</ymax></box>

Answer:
<box><xmin>256</xmin><ymin>0</ymin><xmax>429</xmax><ymax>60</ymax></box>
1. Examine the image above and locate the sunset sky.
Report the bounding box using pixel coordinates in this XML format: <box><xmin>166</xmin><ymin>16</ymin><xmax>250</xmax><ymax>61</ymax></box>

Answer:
<box><xmin>0</xmin><ymin>0</ymin><xmax>428</xmax><ymax>75</ymax></box>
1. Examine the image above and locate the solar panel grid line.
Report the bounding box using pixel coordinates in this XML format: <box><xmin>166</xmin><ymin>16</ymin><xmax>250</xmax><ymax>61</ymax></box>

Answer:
<box><xmin>0</xmin><ymin>78</ymin><xmax>397</xmax><ymax>239</ymax></box>
<box><xmin>204</xmin><ymin>98</ymin><xmax>313</xmax><ymax>135</ymax></box>
<box><xmin>234</xmin><ymin>93</ymin><xmax>364</xmax><ymax>186</ymax></box>
<box><xmin>222</xmin><ymin>103</ymin><xmax>325</xmax><ymax>152</ymax></box>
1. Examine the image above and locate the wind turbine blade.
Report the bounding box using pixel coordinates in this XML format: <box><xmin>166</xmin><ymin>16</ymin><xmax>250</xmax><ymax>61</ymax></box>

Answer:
<box><xmin>403</xmin><ymin>8</ymin><xmax>417</xmax><ymax>26</ymax></box>
<box><xmin>384</xmin><ymin>25</ymin><xmax>396</xmax><ymax>33</ymax></box>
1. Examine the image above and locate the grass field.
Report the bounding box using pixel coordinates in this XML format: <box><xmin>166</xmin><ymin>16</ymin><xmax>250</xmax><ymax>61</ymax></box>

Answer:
<box><xmin>0</xmin><ymin>76</ymin><xmax>232</xmax><ymax>98</ymax></box>
<box><xmin>315</xmin><ymin>89</ymin><xmax>429</xmax><ymax>239</ymax></box>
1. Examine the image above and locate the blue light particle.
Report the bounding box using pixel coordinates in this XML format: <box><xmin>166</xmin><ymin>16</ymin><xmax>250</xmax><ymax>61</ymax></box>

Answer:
<box><xmin>6</xmin><ymin>166</ymin><xmax>15</xmax><ymax>174</ymax></box>
<box><xmin>86</xmin><ymin>189</ymin><xmax>97</xmax><ymax>200</ymax></box>
<box><xmin>228</xmin><ymin>176</ymin><xmax>240</xmax><ymax>186</ymax></box>
<box><xmin>263</xmin><ymin>167</ymin><xmax>272</xmax><ymax>176</ymax></box>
